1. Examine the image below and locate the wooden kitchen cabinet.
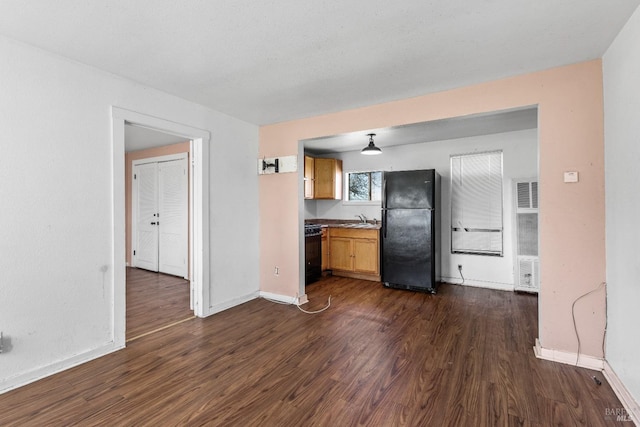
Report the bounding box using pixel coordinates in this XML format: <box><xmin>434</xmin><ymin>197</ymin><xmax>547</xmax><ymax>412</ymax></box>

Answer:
<box><xmin>353</xmin><ymin>238</ymin><xmax>378</xmax><ymax>275</ymax></box>
<box><xmin>328</xmin><ymin>237</ymin><xmax>352</xmax><ymax>271</ymax></box>
<box><xmin>304</xmin><ymin>155</ymin><xmax>315</xmax><ymax>199</ymax></box>
<box><xmin>313</xmin><ymin>158</ymin><xmax>342</xmax><ymax>199</ymax></box>
<box><xmin>328</xmin><ymin>227</ymin><xmax>380</xmax><ymax>281</ymax></box>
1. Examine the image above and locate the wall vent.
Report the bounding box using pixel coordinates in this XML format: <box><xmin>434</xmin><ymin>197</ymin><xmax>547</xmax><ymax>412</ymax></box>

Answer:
<box><xmin>514</xmin><ymin>180</ymin><xmax>539</xmax><ymax>292</ymax></box>
<box><xmin>518</xmin><ymin>257</ymin><xmax>539</xmax><ymax>291</ymax></box>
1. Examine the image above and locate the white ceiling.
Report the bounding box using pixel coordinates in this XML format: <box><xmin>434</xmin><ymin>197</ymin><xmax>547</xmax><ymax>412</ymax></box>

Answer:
<box><xmin>303</xmin><ymin>107</ymin><xmax>538</xmax><ymax>154</ymax></box>
<box><xmin>0</xmin><ymin>1</ymin><xmax>637</xmax><ymax>126</ymax></box>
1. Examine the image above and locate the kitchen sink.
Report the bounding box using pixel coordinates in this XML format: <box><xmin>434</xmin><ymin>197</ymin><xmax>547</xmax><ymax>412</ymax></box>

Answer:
<box><xmin>335</xmin><ymin>223</ymin><xmax>379</xmax><ymax>229</ymax></box>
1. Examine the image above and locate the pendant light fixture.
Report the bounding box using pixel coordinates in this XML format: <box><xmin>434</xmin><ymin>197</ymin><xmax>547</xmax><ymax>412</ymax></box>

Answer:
<box><xmin>361</xmin><ymin>133</ymin><xmax>382</xmax><ymax>155</ymax></box>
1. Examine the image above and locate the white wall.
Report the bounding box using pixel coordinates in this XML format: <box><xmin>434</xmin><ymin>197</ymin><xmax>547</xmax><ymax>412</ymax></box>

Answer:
<box><xmin>603</xmin><ymin>5</ymin><xmax>640</xmax><ymax>408</ymax></box>
<box><xmin>0</xmin><ymin>36</ymin><xmax>259</xmax><ymax>392</ymax></box>
<box><xmin>308</xmin><ymin>129</ymin><xmax>538</xmax><ymax>289</ymax></box>
<box><xmin>304</xmin><ymin>198</ymin><xmax>318</xmax><ymax>219</ymax></box>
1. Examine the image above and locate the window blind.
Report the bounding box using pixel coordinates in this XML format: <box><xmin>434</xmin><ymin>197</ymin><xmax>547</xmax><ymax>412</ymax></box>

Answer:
<box><xmin>451</xmin><ymin>151</ymin><xmax>503</xmax><ymax>256</ymax></box>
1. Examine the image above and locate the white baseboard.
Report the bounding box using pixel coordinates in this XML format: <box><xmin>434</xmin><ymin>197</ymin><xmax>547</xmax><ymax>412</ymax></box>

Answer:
<box><xmin>441</xmin><ymin>277</ymin><xmax>515</xmax><ymax>292</ymax></box>
<box><xmin>534</xmin><ymin>344</ymin><xmax>639</xmax><ymax>423</ymax></box>
<box><xmin>533</xmin><ymin>338</ymin><xmax>604</xmax><ymax>370</ymax></box>
<box><xmin>205</xmin><ymin>291</ymin><xmax>260</xmax><ymax>317</ymax></box>
<box><xmin>205</xmin><ymin>290</ymin><xmax>309</xmax><ymax>316</ymax></box>
<box><xmin>259</xmin><ymin>291</ymin><xmax>307</xmax><ymax>305</ymax></box>
<box><xmin>0</xmin><ymin>342</ymin><xmax>123</xmax><ymax>395</ymax></box>
<box><xmin>603</xmin><ymin>361</ymin><xmax>640</xmax><ymax>424</ymax></box>
<box><xmin>1</xmin><ymin>289</ymin><xmax>261</xmax><ymax>394</ymax></box>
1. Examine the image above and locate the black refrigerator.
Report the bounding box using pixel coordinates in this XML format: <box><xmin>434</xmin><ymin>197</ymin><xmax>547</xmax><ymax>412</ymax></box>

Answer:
<box><xmin>381</xmin><ymin>169</ymin><xmax>440</xmax><ymax>293</ymax></box>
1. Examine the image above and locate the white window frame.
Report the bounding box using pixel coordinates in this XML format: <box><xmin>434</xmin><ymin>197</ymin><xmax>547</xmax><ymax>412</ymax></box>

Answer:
<box><xmin>450</xmin><ymin>150</ymin><xmax>504</xmax><ymax>256</ymax></box>
<box><xmin>343</xmin><ymin>170</ymin><xmax>382</xmax><ymax>205</ymax></box>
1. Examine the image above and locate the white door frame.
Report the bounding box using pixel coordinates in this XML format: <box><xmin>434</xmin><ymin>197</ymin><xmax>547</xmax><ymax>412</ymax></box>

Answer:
<box><xmin>111</xmin><ymin>107</ymin><xmax>210</xmax><ymax>348</ymax></box>
<box><xmin>131</xmin><ymin>152</ymin><xmax>189</xmax><ymax>278</ymax></box>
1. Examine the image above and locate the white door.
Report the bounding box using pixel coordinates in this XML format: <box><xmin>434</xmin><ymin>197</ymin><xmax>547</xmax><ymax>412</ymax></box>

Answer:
<box><xmin>133</xmin><ymin>157</ymin><xmax>188</xmax><ymax>278</ymax></box>
<box><xmin>134</xmin><ymin>162</ymin><xmax>159</xmax><ymax>271</ymax></box>
<box><xmin>158</xmin><ymin>158</ymin><xmax>188</xmax><ymax>277</ymax></box>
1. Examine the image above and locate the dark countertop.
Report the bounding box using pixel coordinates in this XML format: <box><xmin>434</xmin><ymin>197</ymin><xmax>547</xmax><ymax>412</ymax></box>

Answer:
<box><xmin>306</xmin><ymin>219</ymin><xmax>381</xmax><ymax>230</ymax></box>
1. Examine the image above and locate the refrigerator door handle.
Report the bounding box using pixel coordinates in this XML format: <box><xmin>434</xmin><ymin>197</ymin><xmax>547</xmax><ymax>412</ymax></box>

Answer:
<box><xmin>382</xmin><ymin>176</ymin><xmax>387</xmax><ymax>238</ymax></box>
<box><xmin>382</xmin><ymin>177</ymin><xmax>387</xmax><ymax>210</ymax></box>
<box><xmin>382</xmin><ymin>208</ymin><xmax>388</xmax><ymax>238</ymax></box>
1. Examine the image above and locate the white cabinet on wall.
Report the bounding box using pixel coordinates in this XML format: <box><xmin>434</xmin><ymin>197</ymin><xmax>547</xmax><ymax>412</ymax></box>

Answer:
<box><xmin>132</xmin><ymin>153</ymin><xmax>188</xmax><ymax>278</ymax></box>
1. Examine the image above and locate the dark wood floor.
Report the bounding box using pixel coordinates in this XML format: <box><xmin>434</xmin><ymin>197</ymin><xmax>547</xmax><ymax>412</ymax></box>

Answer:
<box><xmin>0</xmin><ymin>277</ymin><xmax>626</xmax><ymax>426</ymax></box>
<box><xmin>126</xmin><ymin>267</ymin><xmax>193</xmax><ymax>340</ymax></box>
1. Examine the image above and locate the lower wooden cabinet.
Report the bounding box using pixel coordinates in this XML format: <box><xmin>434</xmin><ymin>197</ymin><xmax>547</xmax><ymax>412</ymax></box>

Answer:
<box><xmin>328</xmin><ymin>237</ymin><xmax>352</xmax><ymax>271</ymax></box>
<box><xmin>328</xmin><ymin>227</ymin><xmax>380</xmax><ymax>281</ymax></box>
<box><xmin>353</xmin><ymin>238</ymin><xmax>378</xmax><ymax>275</ymax></box>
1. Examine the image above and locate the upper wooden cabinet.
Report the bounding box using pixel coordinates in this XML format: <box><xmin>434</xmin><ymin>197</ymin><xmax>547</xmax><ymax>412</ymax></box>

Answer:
<box><xmin>313</xmin><ymin>158</ymin><xmax>342</xmax><ymax>200</ymax></box>
<box><xmin>304</xmin><ymin>156</ymin><xmax>315</xmax><ymax>199</ymax></box>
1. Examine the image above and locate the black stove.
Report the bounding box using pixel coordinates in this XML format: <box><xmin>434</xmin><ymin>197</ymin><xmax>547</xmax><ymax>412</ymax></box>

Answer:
<box><xmin>304</xmin><ymin>224</ymin><xmax>323</xmax><ymax>236</ymax></box>
<box><xmin>305</xmin><ymin>224</ymin><xmax>322</xmax><ymax>284</ymax></box>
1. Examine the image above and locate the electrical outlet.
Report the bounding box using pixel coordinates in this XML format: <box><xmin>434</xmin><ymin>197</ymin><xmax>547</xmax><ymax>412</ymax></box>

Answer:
<box><xmin>274</xmin><ymin>266</ymin><xmax>279</xmax><ymax>276</ymax></box>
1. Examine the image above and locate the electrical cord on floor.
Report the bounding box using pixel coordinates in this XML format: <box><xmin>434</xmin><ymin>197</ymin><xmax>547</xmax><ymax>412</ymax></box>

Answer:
<box><xmin>571</xmin><ymin>281</ymin><xmax>606</xmax><ymax>367</ymax></box>
<box><xmin>296</xmin><ymin>293</ymin><xmax>331</xmax><ymax>314</ymax></box>
<box><xmin>458</xmin><ymin>266</ymin><xmax>465</xmax><ymax>285</ymax></box>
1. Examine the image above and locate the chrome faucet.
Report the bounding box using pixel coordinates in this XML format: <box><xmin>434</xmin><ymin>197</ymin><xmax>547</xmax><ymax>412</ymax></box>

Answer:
<box><xmin>356</xmin><ymin>214</ymin><xmax>367</xmax><ymax>223</ymax></box>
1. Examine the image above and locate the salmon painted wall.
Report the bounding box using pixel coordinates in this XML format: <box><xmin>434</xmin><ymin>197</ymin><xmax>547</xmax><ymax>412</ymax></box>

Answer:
<box><xmin>259</xmin><ymin>60</ymin><xmax>606</xmax><ymax>358</ymax></box>
<box><xmin>125</xmin><ymin>142</ymin><xmax>191</xmax><ymax>275</ymax></box>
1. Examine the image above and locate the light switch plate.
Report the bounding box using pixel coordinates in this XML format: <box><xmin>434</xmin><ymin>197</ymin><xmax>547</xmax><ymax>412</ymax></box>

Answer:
<box><xmin>564</xmin><ymin>171</ymin><xmax>579</xmax><ymax>183</ymax></box>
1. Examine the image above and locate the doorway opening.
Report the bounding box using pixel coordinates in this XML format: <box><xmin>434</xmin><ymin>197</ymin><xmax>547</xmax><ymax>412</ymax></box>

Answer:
<box><xmin>127</xmin><ymin>133</ymin><xmax>191</xmax><ymax>341</ymax></box>
<box><xmin>111</xmin><ymin>107</ymin><xmax>210</xmax><ymax>347</ymax></box>
<box><xmin>297</xmin><ymin>106</ymin><xmax>539</xmax><ymax>308</ymax></box>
